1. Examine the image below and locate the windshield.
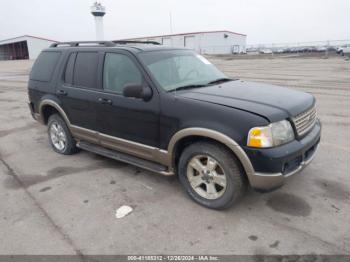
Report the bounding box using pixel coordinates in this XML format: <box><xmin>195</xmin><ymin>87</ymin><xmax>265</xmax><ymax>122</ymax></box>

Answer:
<box><xmin>139</xmin><ymin>50</ymin><xmax>228</xmax><ymax>92</ymax></box>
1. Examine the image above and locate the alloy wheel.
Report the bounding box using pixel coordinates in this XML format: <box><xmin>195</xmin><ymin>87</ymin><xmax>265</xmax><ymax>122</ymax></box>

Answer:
<box><xmin>186</xmin><ymin>155</ymin><xmax>227</xmax><ymax>200</ymax></box>
<box><xmin>49</xmin><ymin>121</ymin><xmax>67</xmax><ymax>151</ymax></box>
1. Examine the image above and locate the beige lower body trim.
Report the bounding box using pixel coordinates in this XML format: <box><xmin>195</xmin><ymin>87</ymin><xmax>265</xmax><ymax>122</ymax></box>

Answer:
<box><xmin>99</xmin><ymin>132</ymin><xmax>170</xmax><ymax>166</ymax></box>
<box><xmin>70</xmin><ymin>125</ymin><xmax>171</xmax><ymax>167</ymax></box>
<box><xmin>70</xmin><ymin>125</ymin><xmax>99</xmax><ymax>144</ymax></box>
<box><xmin>70</xmin><ymin>126</ymin><xmax>260</xmax><ymax>181</ymax></box>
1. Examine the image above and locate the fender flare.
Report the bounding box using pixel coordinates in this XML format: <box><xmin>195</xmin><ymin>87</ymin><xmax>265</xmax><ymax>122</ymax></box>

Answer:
<box><xmin>39</xmin><ymin>99</ymin><xmax>71</xmax><ymax>126</ymax></box>
<box><xmin>167</xmin><ymin>128</ymin><xmax>255</xmax><ymax>179</ymax></box>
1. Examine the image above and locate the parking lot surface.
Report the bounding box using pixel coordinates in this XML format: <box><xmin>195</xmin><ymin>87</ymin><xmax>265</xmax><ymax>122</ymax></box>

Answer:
<box><xmin>0</xmin><ymin>55</ymin><xmax>349</xmax><ymax>255</ymax></box>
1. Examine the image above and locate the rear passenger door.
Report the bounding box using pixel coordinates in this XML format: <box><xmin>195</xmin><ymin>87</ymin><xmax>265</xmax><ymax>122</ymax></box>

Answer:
<box><xmin>96</xmin><ymin>51</ymin><xmax>160</xmax><ymax>147</ymax></box>
<box><xmin>57</xmin><ymin>51</ymin><xmax>101</xmax><ymax>130</ymax></box>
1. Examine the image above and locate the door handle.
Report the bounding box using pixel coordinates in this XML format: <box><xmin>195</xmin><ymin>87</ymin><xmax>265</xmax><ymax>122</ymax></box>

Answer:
<box><xmin>98</xmin><ymin>98</ymin><xmax>113</xmax><ymax>105</ymax></box>
<box><xmin>56</xmin><ymin>90</ymin><xmax>67</xmax><ymax>96</ymax></box>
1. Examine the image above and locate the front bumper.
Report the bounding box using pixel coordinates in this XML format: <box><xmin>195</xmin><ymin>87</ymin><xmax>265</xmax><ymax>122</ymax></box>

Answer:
<box><xmin>244</xmin><ymin>119</ymin><xmax>321</xmax><ymax>191</ymax></box>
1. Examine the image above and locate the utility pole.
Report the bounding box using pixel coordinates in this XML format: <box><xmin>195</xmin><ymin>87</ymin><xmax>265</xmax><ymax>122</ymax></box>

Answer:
<box><xmin>169</xmin><ymin>11</ymin><xmax>173</xmax><ymax>34</ymax></box>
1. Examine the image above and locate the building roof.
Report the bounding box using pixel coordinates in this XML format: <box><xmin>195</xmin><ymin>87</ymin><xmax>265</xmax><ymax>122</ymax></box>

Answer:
<box><xmin>0</xmin><ymin>35</ymin><xmax>57</xmax><ymax>44</ymax></box>
<box><xmin>122</xmin><ymin>30</ymin><xmax>246</xmax><ymax>40</ymax></box>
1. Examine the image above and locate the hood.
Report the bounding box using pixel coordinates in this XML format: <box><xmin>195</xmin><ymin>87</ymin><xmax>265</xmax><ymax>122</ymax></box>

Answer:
<box><xmin>177</xmin><ymin>80</ymin><xmax>315</xmax><ymax>122</ymax></box>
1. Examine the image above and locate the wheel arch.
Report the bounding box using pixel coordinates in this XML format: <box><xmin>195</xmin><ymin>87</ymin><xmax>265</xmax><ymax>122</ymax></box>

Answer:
<box><xmin>168</xmin><ymin>128</ymin><xmax>255</xmax><ymax>182</ymax></box>
<box><xmin>39</xmin><ymin>99</ymin><xmax>71</xmax><ymax>127</ymax></box>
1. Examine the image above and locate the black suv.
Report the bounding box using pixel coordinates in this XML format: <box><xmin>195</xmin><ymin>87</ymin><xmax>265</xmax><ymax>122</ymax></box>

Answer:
<box><xmin>28</xmin><ymin>41</ymin><xmax>321</xmax><ymax>209</ymax></box>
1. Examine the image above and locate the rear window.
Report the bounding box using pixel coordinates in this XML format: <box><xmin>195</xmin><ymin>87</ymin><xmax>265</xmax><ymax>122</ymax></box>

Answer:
<box><xmin>30</xmin><ymin>51</ymin><xmax>61</xmax><ymax>82</ymax></box>
<box><xmin>73</xmin><ymin>52</ymin><xmax>99</xmax><ymax>89</ymax></box>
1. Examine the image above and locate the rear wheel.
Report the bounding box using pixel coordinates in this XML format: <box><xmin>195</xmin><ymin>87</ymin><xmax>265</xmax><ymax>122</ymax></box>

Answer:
<box><xmin>48</xmin><ymin>114</ymin><xmax>79</xmax><ymax>155</ymax></box>
<box><xmin>178</xmin><ymin>142</ymin><xmax>247</xmax><ymax>209</ymax></box>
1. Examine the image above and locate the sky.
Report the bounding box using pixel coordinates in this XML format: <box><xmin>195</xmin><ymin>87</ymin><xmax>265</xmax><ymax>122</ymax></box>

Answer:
<box><xmin>0</xmin><ymin>0</ymin><xmax>349</xmax><ymax>45</ymax></box>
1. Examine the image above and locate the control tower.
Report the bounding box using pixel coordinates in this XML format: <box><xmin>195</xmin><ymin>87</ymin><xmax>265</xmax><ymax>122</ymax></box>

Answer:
<box><xmin>91</xmin><ymin>2</ymin><xmax>106</xmax><ymax>40</ymax></box>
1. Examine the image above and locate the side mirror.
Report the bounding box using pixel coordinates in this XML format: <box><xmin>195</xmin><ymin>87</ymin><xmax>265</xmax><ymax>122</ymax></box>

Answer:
<box><xmin>123</xmin><ymin>84</ymin><xmax>152</xmax><ymax>101</ymax></box>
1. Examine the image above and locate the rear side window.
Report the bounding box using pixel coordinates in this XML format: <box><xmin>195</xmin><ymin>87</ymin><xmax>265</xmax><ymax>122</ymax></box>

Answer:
<box><xmin>64</xmin><ymin>53</ymin><xmax>76</xmax><ymax>85</ymax></box>
<box><xmin>73</xmin><ymin>52</ymin><xmax>99</xmax><ymax>89</ymax></box>
<box><xmin>30</xmin><ymin>51</ymin><xmax>61</xmax><ymax>82</ymax></box>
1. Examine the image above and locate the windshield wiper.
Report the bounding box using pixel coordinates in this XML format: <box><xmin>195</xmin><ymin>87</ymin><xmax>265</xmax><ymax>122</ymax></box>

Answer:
<box><xmin>168</xmin><ymin>84</ymin><xmax>206</xmax><ymax>92</ymax></box>
<box><xmin>206</xmin><ymin>78</ymin><xmax>234</xmax><ymax>85</ymax></box>
<box><xmin>168</xmin><ymin>78</ymin><xmax>236</xmax><ymax>92</ymax></box>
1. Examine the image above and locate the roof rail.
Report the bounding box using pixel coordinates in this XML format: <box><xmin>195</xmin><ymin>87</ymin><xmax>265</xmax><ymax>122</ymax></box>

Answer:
<box><xmin>50</xmin><ymin>41</ymin><xmax>116</xmax><ymax>48</ymax></box>
<box><xmin>113</xmin><ymin>40</ymin><xmax>161</xmax><ymax>45</ymax></box>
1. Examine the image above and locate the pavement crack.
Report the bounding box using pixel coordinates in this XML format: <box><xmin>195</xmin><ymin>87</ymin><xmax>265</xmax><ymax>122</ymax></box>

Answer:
<box><xmin>0</xmin><ymin>153</ymin><xmax>85</xmax><ymax>259</ymax></box>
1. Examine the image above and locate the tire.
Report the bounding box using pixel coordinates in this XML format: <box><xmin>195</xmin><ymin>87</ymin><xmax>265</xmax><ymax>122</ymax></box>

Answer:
<box><xmin>47</xmin><ymin>114</ymin><xmax>79</xmax><ymax>155</ymax></box>
<box><xmin>178</xmin><ymin>141</ymin><xmax>247</xmax><ymax>210</ymax></box>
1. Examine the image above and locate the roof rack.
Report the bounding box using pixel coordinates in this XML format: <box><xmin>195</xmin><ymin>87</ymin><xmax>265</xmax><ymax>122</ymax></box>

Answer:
<box><xmin>50</xmin><ymin>41</ymin><xmax>116</xmax><ymax>48</ymax></box>
<box><xmin>113</xmin><ymin>40</ymin><xmax>161</xmax><ymax>45</ymax></box>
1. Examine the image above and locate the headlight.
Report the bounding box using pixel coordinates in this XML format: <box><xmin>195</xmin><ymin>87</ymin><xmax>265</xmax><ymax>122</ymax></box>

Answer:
<box><xmin>247</xmin><ymin>120</ymin><xmax>294</xmax><ymax>148</ymax></box>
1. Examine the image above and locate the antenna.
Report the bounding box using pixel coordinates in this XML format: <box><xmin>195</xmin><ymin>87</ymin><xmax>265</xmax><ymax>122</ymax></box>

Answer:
<box><xmin>91</xmin><ymin>2</ymin><xmax>106</xmax><ymax>40</ymax></box>
<box><xmin>169</xmin><ymin>11</ymin><xmax>173</xmax><ymax>34</ymax></box>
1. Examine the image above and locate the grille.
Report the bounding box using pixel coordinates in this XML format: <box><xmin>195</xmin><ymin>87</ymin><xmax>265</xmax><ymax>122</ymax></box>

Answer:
<box><xmin>292</xmin><ymin>105</ymin><xmax>317</xmax><ymax>136</ymax></box>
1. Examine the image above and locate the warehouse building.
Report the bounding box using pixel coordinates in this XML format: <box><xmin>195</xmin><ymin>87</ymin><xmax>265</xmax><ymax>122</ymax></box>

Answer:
<box><xmin>0</xmin><ymin>35</ymin><xmax>57</xmax><ymax>60</ymax></box>
<box><xmin>124</xmin><ymin>30</ymin><xmax>247</xmax><ymax>55</ymax></box>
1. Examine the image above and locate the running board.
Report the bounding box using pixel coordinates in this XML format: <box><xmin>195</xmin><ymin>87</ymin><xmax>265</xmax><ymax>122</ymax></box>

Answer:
<box><xmin>76</xmin><ymin>141</ymin><xmax>174</xmax><ymax>176</ymax></box>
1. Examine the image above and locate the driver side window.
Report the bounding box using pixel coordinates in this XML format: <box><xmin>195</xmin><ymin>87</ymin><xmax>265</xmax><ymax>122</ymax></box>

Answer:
<box><xmin>103</xmin><ymin>53</ymin><xmax>142</xmax><ymax>94</ymax></box>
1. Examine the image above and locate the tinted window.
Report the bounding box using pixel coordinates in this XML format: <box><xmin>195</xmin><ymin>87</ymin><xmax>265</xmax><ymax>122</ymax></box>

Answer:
<box><xmin>74</xmin><ymin>52</ymin><xmax>99</xmax><ymax>89</ymax></box>
<box><xmin>64</xmin><ymin>53</ymin><xmax>76</xmax><ymax>84</ymax></box>
<box><xmin>30</xmin><ymin>51</ymin><xmax>61</xmax><ymax>82</ymax></box>
<box><xmin>103</xmin><ymin>53</ymin><xmax>142</xmax><ymax>94</ymax></box>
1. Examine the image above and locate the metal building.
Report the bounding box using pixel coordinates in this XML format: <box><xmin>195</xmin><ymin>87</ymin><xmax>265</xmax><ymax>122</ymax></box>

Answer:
<box><xmin>123</xmin><ymin>30</ymin><xmax>247</xmax><ymax>55</ymax></box>
<box><xmin>0</xmin><ymin>35</ymin><xmax>57</xmax><ymax>60</ymax></box>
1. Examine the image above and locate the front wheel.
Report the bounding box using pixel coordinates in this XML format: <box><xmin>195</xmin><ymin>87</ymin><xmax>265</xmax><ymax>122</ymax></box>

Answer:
<box><xmin>178</xmin><ymin>142</ymin><xmax>247</xmax><ymax>209</ymax></box>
